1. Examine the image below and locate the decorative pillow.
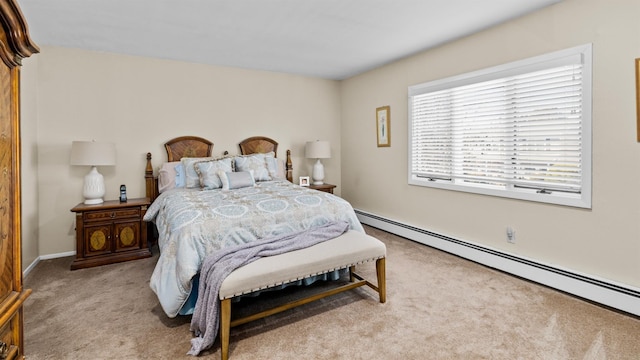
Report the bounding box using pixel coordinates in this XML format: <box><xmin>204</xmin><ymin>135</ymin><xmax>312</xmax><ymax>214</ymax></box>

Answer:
<box><xmin>181</xmin><ymin>157</ymin><xmax>215</xmax><ymax>188</ymax></box>
<box><xmin>218</xmin><ymin>171</ymin><xmax>255</xmax><ymax>190</ymax></box>
<box><xmin>267</xmin><ymin>157</ymin><xmax>287</xmax><ymax>180</ymax></box>
<box><xmin>265</xmin><ymin>156</ymin><xmax>280</xmax><ymax>179</ymax></box>
<box><xmin>194</xmin><ymin>158</ymin><xmax>234</xmax><ymax>190</ymax></box>
<box><xmin>234</xmin><ymin>152</ymin><xmax>274</xmax><ymax>182</ymax></box>
<box><xmin>158</xmin><ymin>161</ymin><xmax>181</xmax><ymax>193</ymax></box>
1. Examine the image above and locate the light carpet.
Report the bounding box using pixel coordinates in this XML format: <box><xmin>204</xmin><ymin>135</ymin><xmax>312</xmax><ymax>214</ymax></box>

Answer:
<box><xmin>23</xmin><ymin>225</ymin><xmax>640</xmax><ymax>359</ymax></box>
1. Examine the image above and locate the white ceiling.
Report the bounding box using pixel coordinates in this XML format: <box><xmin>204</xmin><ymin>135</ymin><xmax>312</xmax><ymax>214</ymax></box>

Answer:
<box><xmin>18</xmin><ymin>0</ymin><xmax>561</xmax><ymax>80</ymax></box>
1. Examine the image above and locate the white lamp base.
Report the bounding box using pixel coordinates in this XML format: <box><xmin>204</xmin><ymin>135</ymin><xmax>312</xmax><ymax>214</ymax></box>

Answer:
<box><xmin>83</xmin><ymin>166</ymin><xmax>105</xmax><ymax>205</ymax></box>
<box><xmin>84</xmin><ymin>198</ymin><xmax>104</xmax><ymax>205</ymax></box>
<box><xmin>312</xmin><ymin>159</ymin><xmax>325</xmax><ymax>185</ymax></box>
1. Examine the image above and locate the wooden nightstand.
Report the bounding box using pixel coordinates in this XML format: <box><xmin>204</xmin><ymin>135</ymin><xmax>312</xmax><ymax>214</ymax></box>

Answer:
<box><xmin>308</xmin><ymin>183</ymin><xmax>336</xmax><ymax>194</ymax></box>
<box><xmin>70</xmin><ymin>198</ymin><xmax>152</xmax><ymax>270</ymax></box>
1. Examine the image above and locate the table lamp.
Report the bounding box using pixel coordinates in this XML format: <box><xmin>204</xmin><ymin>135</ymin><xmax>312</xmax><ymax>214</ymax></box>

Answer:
<box><xmin>70</xmin><ymin>141</ymin><xmax>116</xmax><ymax>204</ymax></box>
<box><xmin>305</xmin><ymin>140</ymin><xmax>331</xmax><ymax>185</ymax></box>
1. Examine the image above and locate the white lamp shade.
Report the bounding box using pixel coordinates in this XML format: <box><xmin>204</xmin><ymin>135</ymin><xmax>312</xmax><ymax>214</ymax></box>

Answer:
<box><xmin>305</xmin><ymin>140</ymin><xmax>331</xmax><ymax>159</ymax></box>
<box><xmin>70</xmin><ymin>141</ymin><xmax>116</xmax><ymax>166</ymax></box>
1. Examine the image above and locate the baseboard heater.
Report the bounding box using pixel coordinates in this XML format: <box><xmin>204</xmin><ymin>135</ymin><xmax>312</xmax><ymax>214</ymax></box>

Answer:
<box><xmin>355</xmin><ymin>209</ymin><xmax>640</xmax><ymax>318</ymax></box>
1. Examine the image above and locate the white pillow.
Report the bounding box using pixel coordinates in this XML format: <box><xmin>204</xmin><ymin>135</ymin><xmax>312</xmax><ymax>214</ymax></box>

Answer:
<box><xmin>158</xmin><ymin>161</ymin><xmax>180</xmax><ymax>193</ymax></box>
<box><xmin>273</xmin><ymin>158</ymin><xmax>286</xmax><ymax>180</ymax></box>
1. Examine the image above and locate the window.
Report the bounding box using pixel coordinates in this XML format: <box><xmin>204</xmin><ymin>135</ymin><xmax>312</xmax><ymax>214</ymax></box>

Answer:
<box><xmin>408</xmin><ymin>44</ymin><xmax>592</xmax><ymax>208</ymax></box>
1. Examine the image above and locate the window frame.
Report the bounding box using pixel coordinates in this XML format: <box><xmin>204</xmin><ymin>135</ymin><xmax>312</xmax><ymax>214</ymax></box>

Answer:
<box><xmin>408</xmin><ymin>44</ymin><xmax>592</xmax><ymax>208</ymax></box>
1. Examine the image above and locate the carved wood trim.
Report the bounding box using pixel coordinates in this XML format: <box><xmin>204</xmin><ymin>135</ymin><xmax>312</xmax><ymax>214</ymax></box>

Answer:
<box><xmin>0</xmin><ymin>0</ymin><xmax>39</xmax><ymax>68</ymax></box>
<box><xmin>0</xmin><ymin>1</ymin><xmax>36</xmax><ymax>357</ymax></box>
<box><xmin>285</xmin><ymin>149</ymin><xmax>292</xmax><ymax>183</ymax></box>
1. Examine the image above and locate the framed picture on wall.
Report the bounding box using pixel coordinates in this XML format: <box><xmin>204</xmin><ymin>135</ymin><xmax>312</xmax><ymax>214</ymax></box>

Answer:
<box><xmin>376</xmin><ymin>105</ymin><xmax>390</xmax><ymax>147</ymax></box>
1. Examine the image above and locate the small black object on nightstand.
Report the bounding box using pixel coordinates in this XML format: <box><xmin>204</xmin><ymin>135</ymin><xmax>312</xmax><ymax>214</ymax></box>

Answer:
<box><xmin>120</xmin><ymin>184</ymin><xmax>127</xmax><ymax>202</ymax></box>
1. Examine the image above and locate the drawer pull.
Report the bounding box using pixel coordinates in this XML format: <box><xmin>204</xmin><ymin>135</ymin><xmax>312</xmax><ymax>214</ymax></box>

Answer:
<box><xmin>0</xmin><ymin>341</ymin><xmax>8</xmax><ymax>359</ymax></box>
<box><xmin>110</xmin><ymin>212</ymin><xmax>116</xmax><ymax>219</ymax></box>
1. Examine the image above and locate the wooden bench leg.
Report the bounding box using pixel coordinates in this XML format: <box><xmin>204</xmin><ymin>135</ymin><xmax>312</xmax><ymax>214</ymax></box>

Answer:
<box><xmin>376</xmin><ymin>258</ymin><xmax>386</xmax><ymax>303</ymax></box>
<box><xmin>220</xmin><ymin>298</ymin><xmax>231</xmax><ymax>360</ymax></box>
<box><xmin>218</xmin><ymin>255</ymin><xmax>386</xmax><ymax>358</ymax></box>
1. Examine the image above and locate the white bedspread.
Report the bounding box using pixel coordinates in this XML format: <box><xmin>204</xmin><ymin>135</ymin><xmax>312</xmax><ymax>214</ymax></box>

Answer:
<box><xmin>143</xmin><ymin>180</ymin><xmax>364</xmax><ymax>317</ymax></box>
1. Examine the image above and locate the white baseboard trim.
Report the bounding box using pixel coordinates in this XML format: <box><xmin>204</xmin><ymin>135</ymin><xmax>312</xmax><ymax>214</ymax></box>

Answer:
<box><xmin>355</xmin><ymin>209</ymin><xmax>640</xmax><ymax>317</ymax></box>
<box><xmin>40</xmin><ymin>251</ymin><xmax>76</xmax><ymax>260</ymax></box>
<box><xmin>23</xmin><ymin>251</ymin><xmax>76</xmax><ymax>278</ymax></box>
<box><xmin>23</xmin><ymin>257</ymin><xmax>40</xmax><ymax>278</ymax></box>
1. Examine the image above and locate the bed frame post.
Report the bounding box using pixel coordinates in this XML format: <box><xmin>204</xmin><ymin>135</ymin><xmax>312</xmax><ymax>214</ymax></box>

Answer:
<box><xmin>286</xmin><ymin>149</ymin><xmax>293</xmax><ymax>183</ymax></box>
<box><xmin>145</xmin><ymin>152</ymin><xmax>157</xmax><ymax>202</ymax></box>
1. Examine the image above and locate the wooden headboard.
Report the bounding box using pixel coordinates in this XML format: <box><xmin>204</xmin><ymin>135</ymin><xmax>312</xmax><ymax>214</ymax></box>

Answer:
<box><xmin>145</xmin><ymin>136</ymin><xmax>293</xmax><ymax>202</ymax></box>
<box><xmin>165</xmin><ymin>136</ymin><xmax>213</xmax><ymax>161</ymax></box>
<box><xmin>239</xmin><ymin>136</ymin><xmax>293</xmax><ymax>184</ymax></box>
<box><xmin>239</xmin><ymin>136</ymin><xmax>278</xmax><ymax>156</ymax></box>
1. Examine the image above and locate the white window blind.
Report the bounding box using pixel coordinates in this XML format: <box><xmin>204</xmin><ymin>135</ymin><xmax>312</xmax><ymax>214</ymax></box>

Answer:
<box><xmin>408</xmin><ymin>44</ymin><xmax>591</xmax><ymax>208</ymax></box>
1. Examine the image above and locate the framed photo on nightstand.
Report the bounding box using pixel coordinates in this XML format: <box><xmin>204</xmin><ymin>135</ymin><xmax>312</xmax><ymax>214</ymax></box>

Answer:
<box><xmin>299</xmin><ymin>176</ymin><xmax>310</xmax><ymax>186</ymax></box>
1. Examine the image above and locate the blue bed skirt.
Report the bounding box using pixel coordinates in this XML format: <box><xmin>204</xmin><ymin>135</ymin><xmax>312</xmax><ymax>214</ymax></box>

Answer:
<box><xmin>178</xmin><ymin>269</ymin><xmax>345</xmax><ymax>316</ymax></box>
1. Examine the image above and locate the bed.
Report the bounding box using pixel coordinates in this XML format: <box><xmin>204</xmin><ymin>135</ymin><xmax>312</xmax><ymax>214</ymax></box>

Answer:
<box><xmin>143</xmin><ymin>136</ymin><xmax>365</xmax><ymax>318</ymax></box>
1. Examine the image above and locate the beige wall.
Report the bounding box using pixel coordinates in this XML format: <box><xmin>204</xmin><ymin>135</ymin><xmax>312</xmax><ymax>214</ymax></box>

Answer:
<box><xmin>24</xmin><ymin>47</ymin><xmax>341</xmax><ymax>257</ymax></box>
<box><xmin>341</xmin><ymin>0</ymin><xmax>640</xmax><ymax>289</ymax></box>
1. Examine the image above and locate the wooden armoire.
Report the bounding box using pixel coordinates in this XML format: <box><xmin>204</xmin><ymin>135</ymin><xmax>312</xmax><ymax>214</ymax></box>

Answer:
<box><xmin>0</xmin><ymin>0</ymin><xmax>38</xmax><ymax>358</ymax></box>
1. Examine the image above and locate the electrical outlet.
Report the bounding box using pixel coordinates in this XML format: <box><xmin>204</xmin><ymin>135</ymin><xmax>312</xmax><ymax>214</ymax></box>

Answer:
<box><xmin>506</xmin><ymin>226</ymin><xmax>516</xmax><ymax>243</ymax></box>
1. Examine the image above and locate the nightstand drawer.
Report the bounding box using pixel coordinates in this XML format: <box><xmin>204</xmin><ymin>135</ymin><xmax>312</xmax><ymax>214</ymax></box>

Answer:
<box><xmin>84</xmin><ymin>208</ymin><xmax>140</xmax><ymax>222</ymax></box>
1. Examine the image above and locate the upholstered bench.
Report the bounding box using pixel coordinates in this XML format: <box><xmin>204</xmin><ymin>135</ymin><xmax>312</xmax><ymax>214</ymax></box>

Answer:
<box><xmin>218</xmin><ymin>230</ymin><xmax>387</xmax><ymax>360</ymax></box>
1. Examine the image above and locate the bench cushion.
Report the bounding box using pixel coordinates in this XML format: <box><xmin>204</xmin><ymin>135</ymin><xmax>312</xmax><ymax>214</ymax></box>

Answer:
<box><xmin>219</xmin><ymin>230</ymin><xmax>386</xmax><ymax>299</ymax></box>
